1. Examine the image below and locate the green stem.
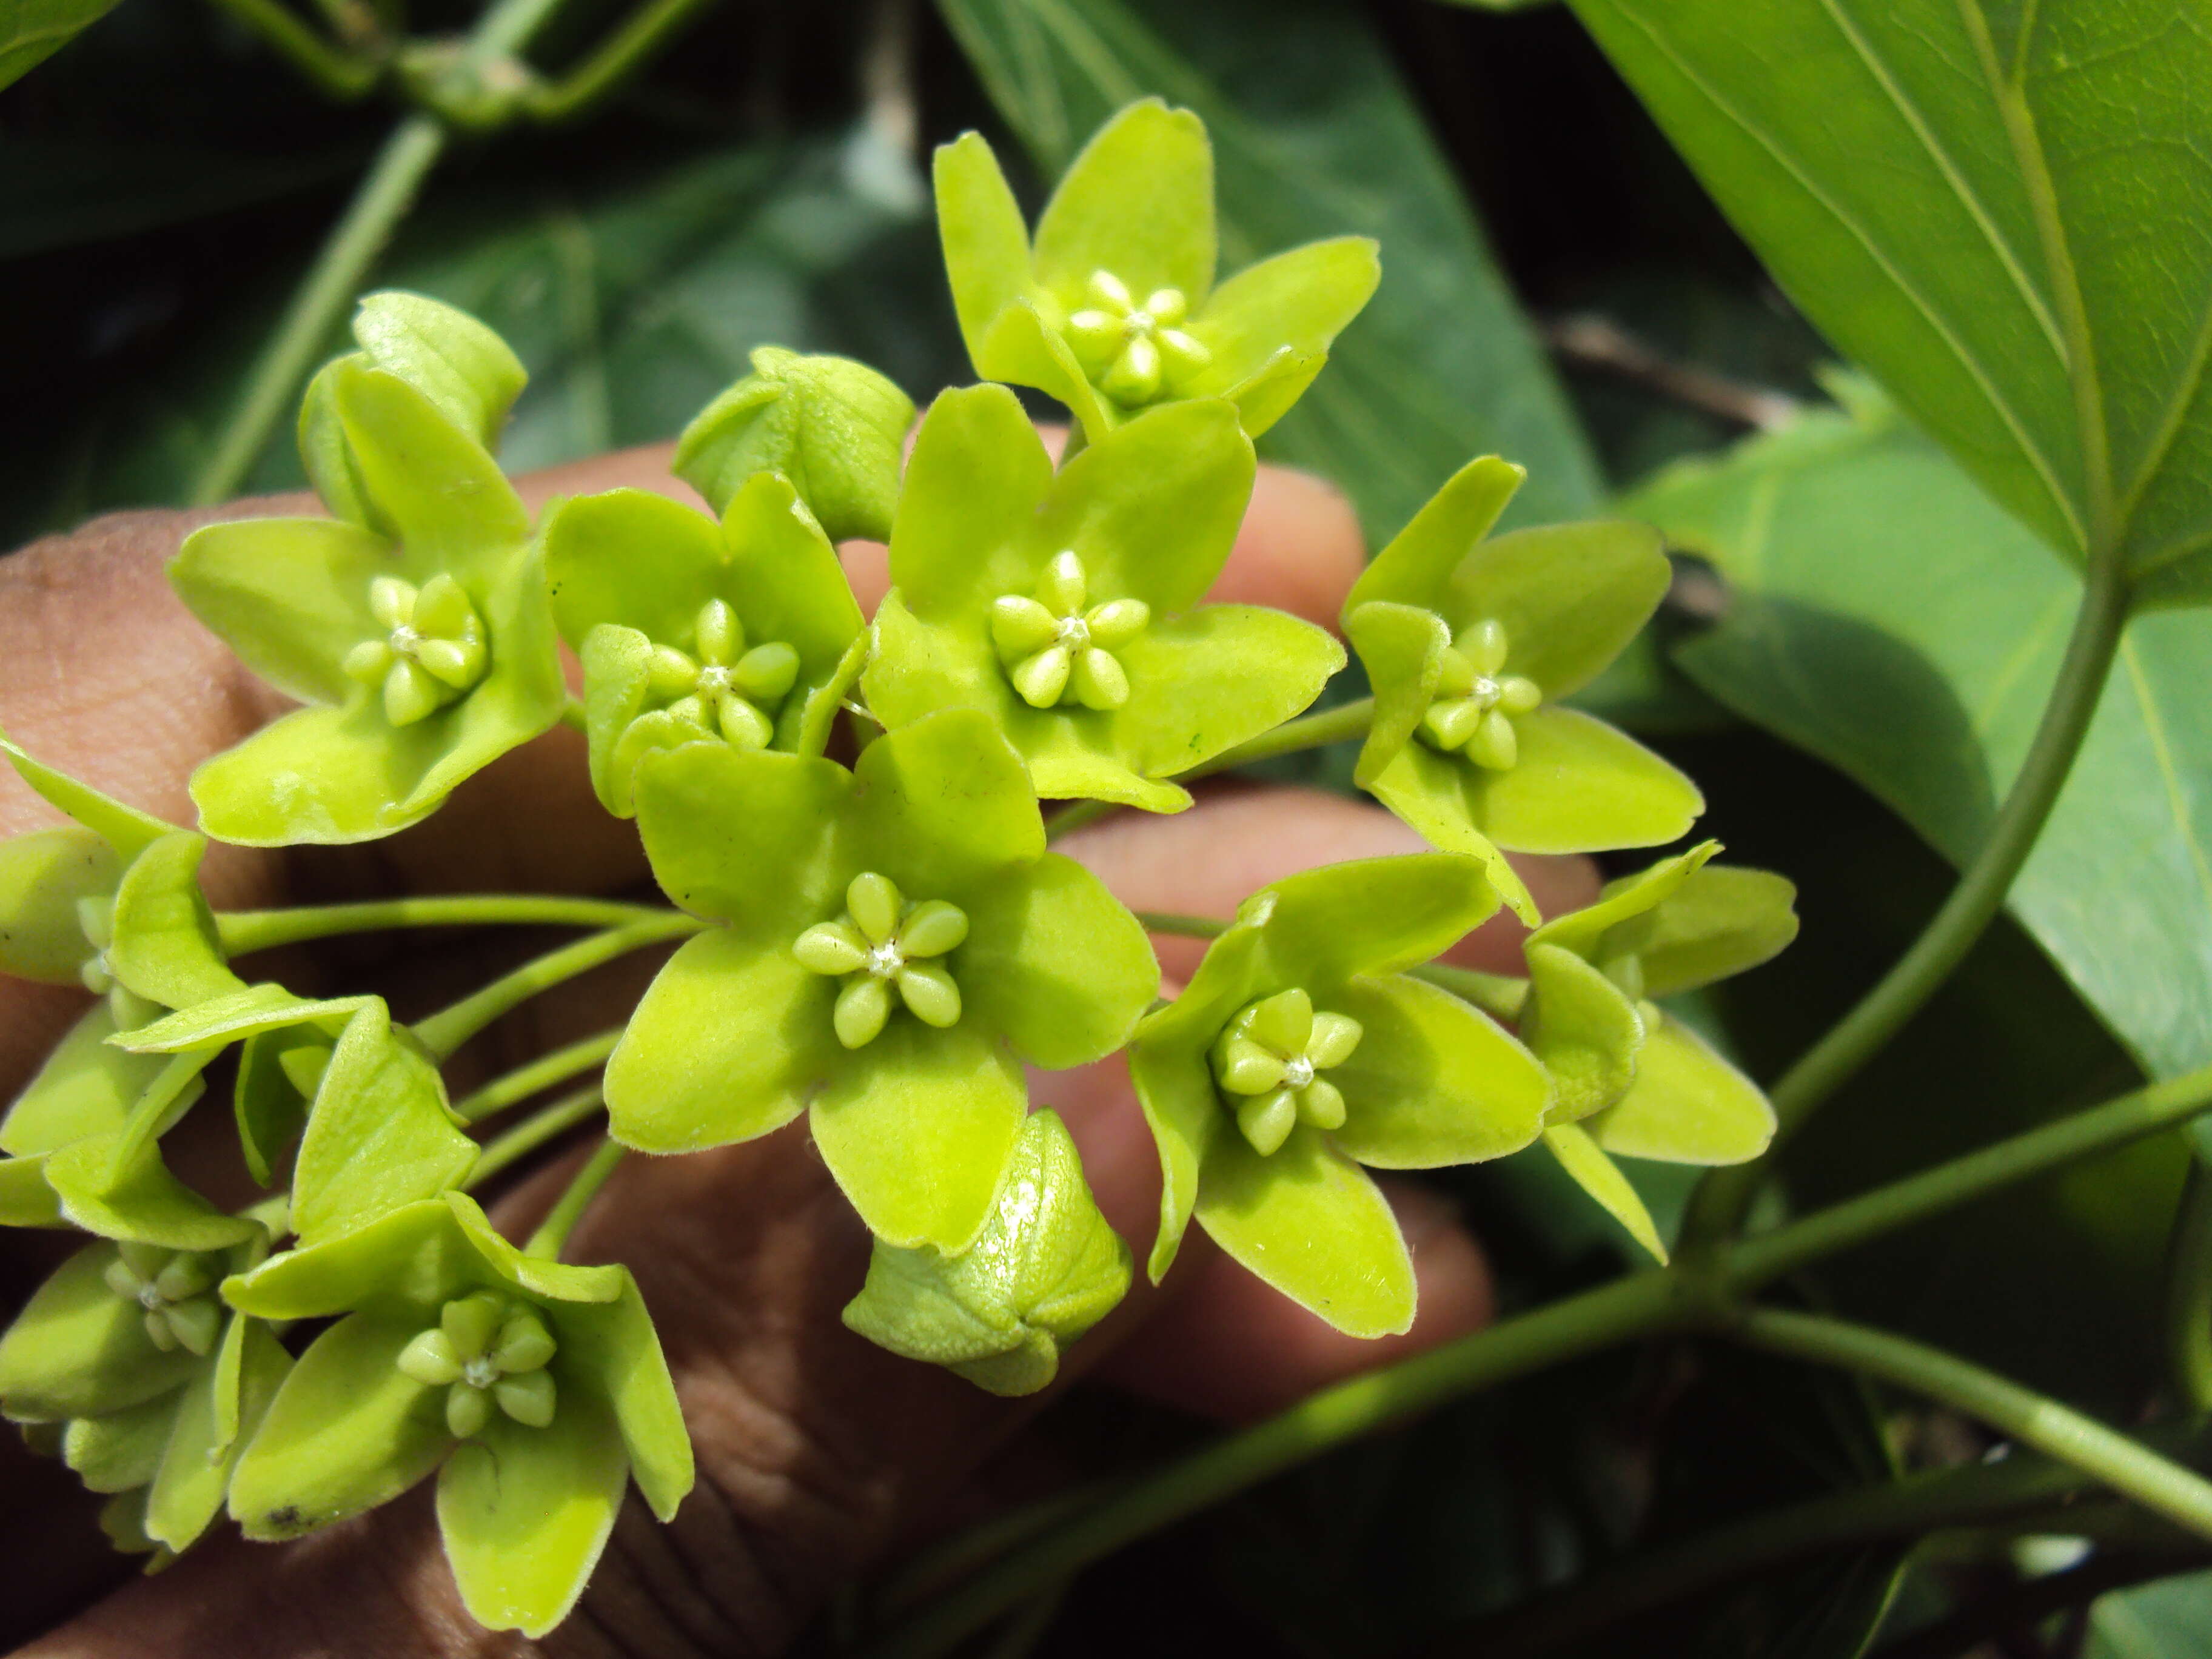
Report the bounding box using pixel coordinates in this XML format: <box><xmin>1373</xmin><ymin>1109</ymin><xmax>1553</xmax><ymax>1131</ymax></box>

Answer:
<box><xmin>1732</xmin><ymin>1307</ymin><xmax>2212</xmax><ymax>1544</ymax></box>
<box><xmin>857</xmin><ymin>1272</ymin><xmax>1694</xmax><ymax>1659</ymax></box>
<box><xmin>523</xmin><ymin>1135</ymin><xmax>625</xmax><ymax>1257</ymax></box>
<box><xmin>188</xmin><ymin>113</ymin><xmax>446</xmax><ymax>505</ymax></box>
<box><xmin>413</xmin><ymin>914</ymin><xmax>699</xmax><ymax>1060</ymax></box>
<box><xmin>559</xmin><ymin>695</ymin><xmax>589</xmax><ymax>734</ymax></box>
<box><xmin>1683</xmin><ymin>557</ymin><xmax>2131</xmax><ymax>1245</ymax></box>
<box><xmin>1130</xmin><ymin>910</ymin><xmax>1226</xmax><ymax>940</ymax></box>
<box><xmin>467</xmin><ymin>1083</ymin><xmax>605</xmax><ymax>1187</ymax></box>
<box><xmin>879</xmin><ymin>1064</ymin><xmax>2212</xmax><ymax>1650</ymax></box>
<box><xmin>216</xmin><ymin>894</ymin><xmax>679</xmax><ymax>956</ymax></box>
<box><xmin>1450</xmin><ymin>1421</ymin><xmax>2211</xmax><ymax>1658</ymax></box>
<box><xmin>2167</xmin><ymin>1158</ymin><xmax>2212</xmax><ymax>1412</ymax></box>
<box><xmin>451</xmin><ymin>1028</ymin><xmax>622</xmax><ymax>1124</ymax></box>
<box><xmin>521</xmin><ymin>0</ymin><xmax>723</xmax><ymax>120</ymax></box>
<box><xmin>201</xmin><ymin>0</ymin><xmax>381</xmax><ymax>96</ymax></box>
<box><xmin>1044</xmin><ymin>695</ymin><xmax>1376</xmax><ymax>843</ymax></box>
<box><xmin>1723</xmin><ymin>1064</ymin><xmax>2212</xmax><ymax>1292</ymax></box>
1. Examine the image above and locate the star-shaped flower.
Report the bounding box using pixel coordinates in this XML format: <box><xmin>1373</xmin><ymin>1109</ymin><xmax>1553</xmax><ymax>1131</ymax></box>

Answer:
<box><xmin>1514</xmin><ymin>840</ymin><xmax>1797</xmax><ymax>1261</ymax></box>
<box><xmin>1341</xmin><ymin>457</ymin><xmax>1704</xmax><ymax>918</ymax></box>
<box><xmin>862</xmin><ymin>385</ymin><xmax>1344</xmax><ymax>811</ymax></box>
<box><xmin>936</xmin><ymin>98</ymin><xmax>1380</xmax><ymax>443</ymax></box>
<box><xmin>605</xmin><ymin>709</ymin><xmax>1158</xmax><ymax>1252</ymax></box>
<box><xmin>0</xmin><ymin>737</ymin><xmax>249</xmax><ymax>1233</ymax></box>
<box><xmin>0</xmin><ymin>1228</ymin><xmax>287</xmax><ymax>1563</ymax></box>
<box><xmin>1129</xmin><ymin>854</ymin><xmax>1549</xmax><ymax>1338</ymax></box>
<box><xmin>221</xmin><ymin>1193</ymin><xmax>692</xmax><ymax>1638</ymax></box>
<box><xmin>543</xmin><ymin>473</ymin><xmax>866</xmax><ymax>817</ymax></box>
<box><xmin>170</xmin><ymin>301</ymin><xmax>563</xmax><ymax>845</ymax></box>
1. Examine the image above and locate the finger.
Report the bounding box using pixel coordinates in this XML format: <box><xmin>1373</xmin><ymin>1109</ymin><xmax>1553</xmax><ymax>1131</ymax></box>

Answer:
<box><xmin>1055</xmin><ymin>782</ymin><xmax>1598</xmax><ymax>982</ymax></box>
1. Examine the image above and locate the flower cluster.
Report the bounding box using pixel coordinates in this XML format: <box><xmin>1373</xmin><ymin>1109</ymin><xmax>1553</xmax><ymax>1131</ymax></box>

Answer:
<box><xmin>0</xmin><ymin>99</ymin><xmax>1795</xmax><ymax>1637</ymax></box>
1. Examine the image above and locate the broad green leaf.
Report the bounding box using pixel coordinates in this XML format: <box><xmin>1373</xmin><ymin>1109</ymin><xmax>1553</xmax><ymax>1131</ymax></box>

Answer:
<box><xmin>2083</xmin><ymin>1569</ymin><xmax>2212</xmax><ymax>1659</ymax></box>
<box><xmin>1586</xmin><ymin>1013</ymin><xmax>1776</xmax><ymax>1165</ymax></box>
<box><xmin>554</xmin><ymin>1279</ymin><xmax>692</xmax><ymax>1523</ymax></box>
<box><xmin>167</xmin><ymin>518</ymin><xmax>390</xmax><ymax>707</ymax></box>
<box><xmin>934</xmin><ymin>0</ymin><xmax>1601</xmax><ymax>536</ymax></box>
<box><xmin>0</xmin><ymin>1242</ymin><xmax>199</xmax><ymax>1419</ymax></box>
<box><xmin>291</xmin><ymin>1002</ymin><xmax>477</xmax><ymax>1245</ymax></box>
<box><xmin>63</xmin><ymin>1395</ymin><xmax>175</xmax><ymax>1493</ymax></box>
<box><xmin>809</xmin><ymin>1021</ymin><xmax>1026</xmax><ymax>1253</ymax></box>
<box><xmin>1628</xmin><ymin>394</ymin><xmax>2212</xmax><ymax>1081</ymax></box>
<box><xmin>437</xmin><ymin>1392</ymin><xmax>628</xmax><ymax>1637</ymax></box>
<box><xmin>107</xmin><ymin>831</ymin><xmax>243</xmax><ymax>1010</ymax></box>
<box><xmin>146</xmin><ymin>1316</ymin><xmax>289</xmax><ymax>1552</ymax></box>
<box><xmin>229</xmin><ymin>1313</ymin><xmax>452</xmax><ymax>1540</ymax></box>
<box><xmin>960</xmin><ymin>853</ymin><xmax>1158</xmax><ymax>1070</ymax></box>
<box><xmin>0</xmin><ymin>825</ymin><xmax>118</xmax><ymax>984</ymax></box>
<box><xmin>1570</xmin><ymin>0</ymin><xmax>2212</xmax><ymax>598</ymax></box>
<box><xmin>1327</xmin><ymin>974</ymin><xmax>1549</xmax><ymax>1168</ymax></box>
<box><xmin>1541</xmin><ymin>1121</ymin><xmax>1666</xmax><ymax>1264</ymax></box>
<box><xmin>0</xmin><ymin>0</ymin><xmax>121</xmax><ymax>92</ymax></box>
<box><xmin>1193</xmin><ymin>1125</ymin><xmax>1415</xmax><ymax>1338</ymax></box>
<box><xmin>1521</xmin><ymin>942</ymin><xmax>1644</xmax><ymax>1124</ymax></box>
<box><xmin>2</xmin><ymin>1000</ymin><xmax>166</xmax><ymax>1156</ymax></box>
<box><xmin>842</xmin><ymin>1110</ymin><xmax>1132</xmax><ymax>1395</ymax></box>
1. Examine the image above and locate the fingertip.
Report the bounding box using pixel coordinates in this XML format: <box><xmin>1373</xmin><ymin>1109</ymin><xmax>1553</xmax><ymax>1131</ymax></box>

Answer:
<box><xmin>1213</xmin><ymin>465</ymin><xmax>1366</xmax><ymax>630</ymax></box>
<box><xmin>1094</xmin><ymin>1176</ymin><xmax>1493</xmax><ymax>1423</ymax></box>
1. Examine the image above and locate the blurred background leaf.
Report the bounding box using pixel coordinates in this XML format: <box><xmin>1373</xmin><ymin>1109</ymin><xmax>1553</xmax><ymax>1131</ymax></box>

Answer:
<box><xmin>1570</xmin><ymin>0</ymin><xmax>2212</xmax><ymax>601</ymax></box>
<box><xmin>0</xmin><ymin>0</ymin><xmax>124</xmax><ymax>90</ymax></box>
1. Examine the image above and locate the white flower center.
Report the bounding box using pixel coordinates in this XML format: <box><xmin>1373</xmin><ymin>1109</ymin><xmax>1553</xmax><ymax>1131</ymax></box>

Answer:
<box><xmin>136</xmin><ymin>1284</ymin><xmax>166</xmax><ymax>1312</ymax></box>
<box><xmin>1056</xmin><ymin>615</ymin><xmax>1091</xmax><ymax>650</ymax></box>
<box><xmin>388</xmin><ymin>624</ymin><xmax>423</xmax><ymax>657</ymax></box>
<box><xmin>695</xmin><ymin>664</ymin><xmax>732</xmax><ymax>697</ymax></box>
<box><xmin>1282</xmin><ymin>1056</ymin><xmax>1316</xmax><ymax>1090</ymax></box>
<box><xmin>866</xmin><ymin>940</ymin><xmax>905</xmax><ymax>979</ymax></box>
<box><xmin>463</xmin><ymin>1356</ymin><xmax>500</xmax><ymax>1390</ymax></box>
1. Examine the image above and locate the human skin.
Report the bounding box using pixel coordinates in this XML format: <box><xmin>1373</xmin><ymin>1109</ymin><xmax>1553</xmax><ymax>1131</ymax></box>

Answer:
<box><xmin>0</xmin><ymin>444</ymin><xmax>1595</xmax><ymax>1657</ymax></box>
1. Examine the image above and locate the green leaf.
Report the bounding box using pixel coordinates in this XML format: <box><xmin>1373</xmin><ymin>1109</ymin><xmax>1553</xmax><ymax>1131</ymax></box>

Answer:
<box><xmin>1367</xmin><ymin>712</ymin><xmax>1702</xmax><ymax>860</ymax></box>
<box><xmin>1245</xmin><ymin>852</ymin><xmax>1504</xmax><ymax>985</ymax></box>
<box><xmin>1586</xmin><ymin>1011</ymin><xmax>1775</xmax><ymax>1165</ymax></box>
<box><xmin>671</xmin><ymin>347</ymin><xmax>915</xmax><ymax>541</ymax></box>
<box><xmin>167</xmin><ymin>518</ymin><xmax>390</xmax><ymax>707</ymax></box>
<box><xmin>0</xmin><ymin>731</ymin><xmax>173</xmax><ymax>858</ymax></box>
<box><xmin>1540</xmin><ymin>1121</ymin><xmax>1667</xmax><ymax>1264</ymax></box>
<box><xmin>0</xmin><ymin>1242</ymin><xmax>199</xmax><ymax>1420</ymax></box>
<box><xmin>1629</xmin><ymin>393</ymin><xmax>2212</xmax><ymax>1080</ymax></box>
<box><xmin>0</xmin><ymin>825</ymin><xmax>118</xmax><ymax>984</ymax></box>
<box><xmin>604</xmin><ymin>928</ymin><xmax>830</xmax><ymax>1153</ymax></box>
<box><xmin>347</xmin><ymin>290</ymin><xmax>528</xmax><ymax>453</ymax></box>
<box><xmin>0</xmin><ymin>0</ymin><xmax>121</xmax><ymax>91</ymax></box>
<box><xmin>146</xmin><ymin>1316</ymin><xmax>289</xmax><ymax>1552</ymax></box>
<box><xmin>960</xmin><ymin>852</ymin><xmax>1158</xmax><ymax>1070</ymax></box>
<box><xmin>810</xmin><ymin>1022</ymin><xmax>1027</xmax><ymax>1253</ymax></box>
<box><xmin>937</xmin><ymin>0</ymin><xmax>1600</xmax><ymax>533</ymax></box>
<box><xmin>229</xmin><ymin>1313</ymin><xmax>453</xmax><ymax>1540</ymax></box>
<box><xmin>292</xmin><ymin>1002</ymin><xmax>477</xmax><ymax>1247</ymax></box>
<box><xmin>1</xmin><ymin>999</ymin><xmax>166</xmax><ymax>1156</ymax></box>
<box><xmin>64</xmin><ymin>1395</ymin><xmax>175</xmax><ymax>1493</ymax></box>
<box><xmin>437</xmin><ymin>1390</ymin><xmax>628</xmax><ymax>1638</ymax></box>
<box><xmin>45</xmin><ymin>1125</ymin><xmax>252</xmax><ymax>1254</ymax></box>
<box><xmin>842</xmin><ymin>1109</ymin><xmax>1133</xmax><ymax>1395</ymax></box>
<box><xmin>1520</xmin><ymin>942</ymin><xmax>1644</xmax><ymax>1124</ymax></box>
<box><xmin>1193</xmin><ymin>1125</ymin><xmax>1415</xmax><ymax>1338</ymax></box>
<box><xmin>1569</xmin><ymin>0</ymin><xmax>2212</xmax><ymax>597</ymax></box>
<box><xmin>1609</xmin><ymin>865</ymin><xmax>1801</xmax><ymax>999</ymax></box>
<box><xmin>2084</xmin><ymin>1569</ymin><xmax>2212</xmax><ymax>1658</ymax></box>
<box><xmin>1327</xmin><ymin>974</ymin><xmax>1548</xmax><ymax>1168</ymax></box>
<box><xmin>0</xmin><ymin>1152</ymin><xmax>63</xmax><ymax>1225</ymax></box>
<box><xmin>552</xmin><ymin>1278</ymin><xmax>692</xmax><ymax>1523</ymax></box>
<box><xmin>107</xmin><ymin>831</ymin><xmax>244</xmax><ymax>1010</ymax></box>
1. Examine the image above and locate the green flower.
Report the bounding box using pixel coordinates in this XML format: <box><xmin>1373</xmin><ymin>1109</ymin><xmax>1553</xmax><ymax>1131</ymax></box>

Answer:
<box><xmin>543</xmin><ymin>474</ymin><xmax>866</xmax><ymax>817</ymax></box>
<box><xmin>842</xmin><ymin>1109</ymin><xmax>1131</xmax><ymax>1395</ymax></box>
<box><xmin>605</xmin><ymin>709</ymin><xmax>1157</xmax><ymax>1253</ymax></box>
<box><xmin>863</xmin><ymin>384</ymin><xmax>1343</xmax><ymax>811</ymax></box>
<box><xmin>221</xmin><ymin>1193</ymin><xmax>692</xmax><ymax>1638</ymax></box>
<box><xmin>120</xmin><ymin>988</ymin><xmax>478</xmax><ymax>1246</ymax></box>
<box><xmin>1342</xmin><ymin>457</ymin><xmax>1704</xmax><ymax>917</ymax></box>
<box><xmin>672</xmin><ymin>347</ymin><xmax>916</xmax><ymax>542</ymax></box>
<box><xmin>171</xmin><ymin>350</ymin><xmax>563</xmax><ymax>845</ymax></box>
<box><xmin>0</xmin><ymin>738</ymin><xmax>247</xmax><ymax>1234</ymax></box>
<box><xmin>1515</xmin><ymin>841</ymin><xmax>1797</xmax><ymax>1262</ymax></box>
<box><xmin>1129</xmin><ymin>854</ymin><xmax>1549</xmax><ymax>1338</ymax></box>
<box><xmin>936</xmin><ymin>98</ymin><xmax>1379</xmax><ymax>442</ymax></box>
<box><xmin>0</xmin><ymin>1230</ymin><xmax>289</xmax><ymax>1563</ymax></box>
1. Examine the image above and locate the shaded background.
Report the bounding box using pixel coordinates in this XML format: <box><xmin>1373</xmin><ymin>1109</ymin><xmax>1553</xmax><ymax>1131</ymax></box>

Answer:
<box><xmin>3</xmin><ymin>1</ymin><xmax>2202</xmax><ymax>1654</ymax></box>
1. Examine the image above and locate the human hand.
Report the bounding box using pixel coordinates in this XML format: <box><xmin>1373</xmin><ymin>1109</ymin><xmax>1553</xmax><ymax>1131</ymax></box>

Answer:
<box><xmin>0</xmin><ymin>444</ymin><xmax>1594</xmax><ymax>1657</ymax></box>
